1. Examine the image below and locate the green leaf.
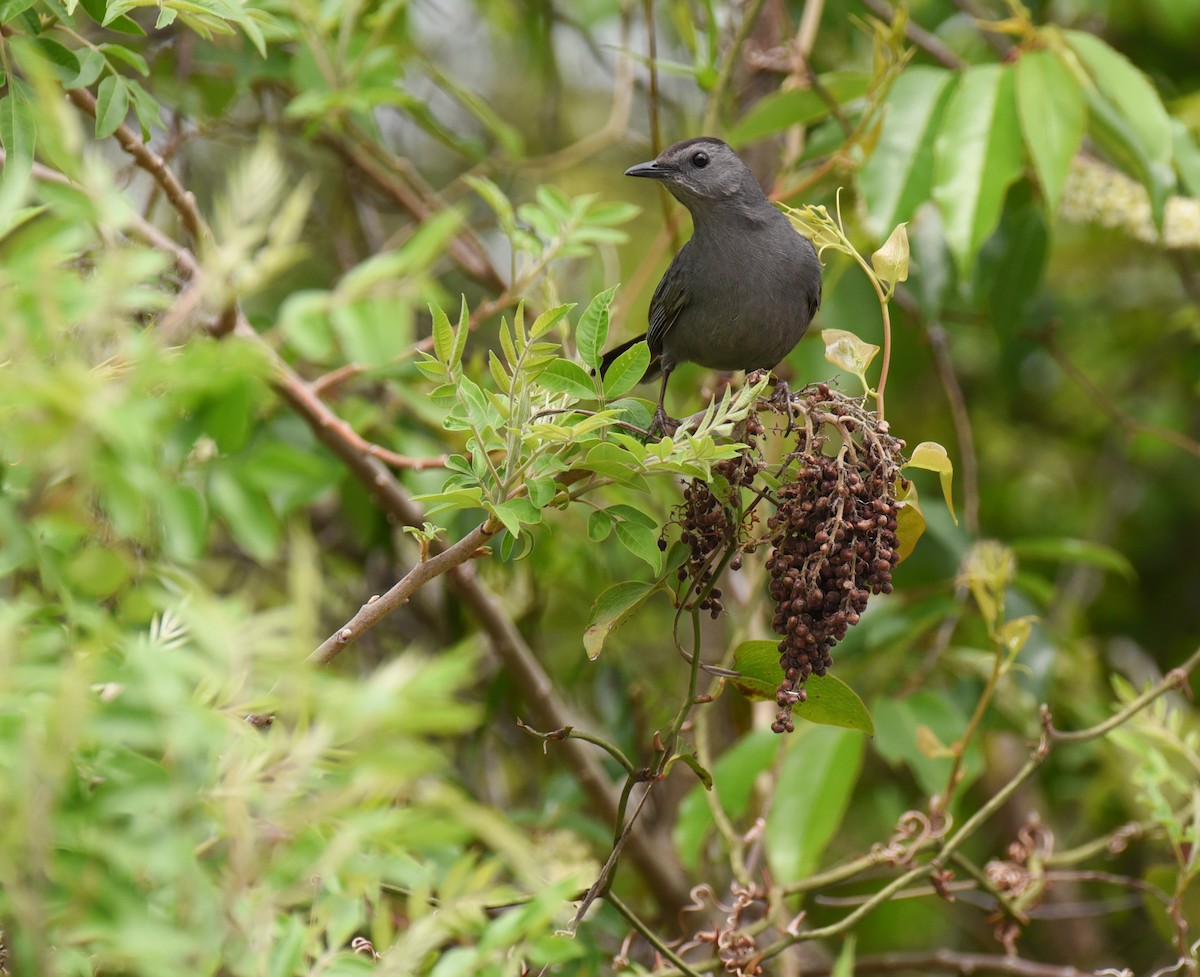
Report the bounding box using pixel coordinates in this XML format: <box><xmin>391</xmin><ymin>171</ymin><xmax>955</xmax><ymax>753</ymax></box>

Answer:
<box><xmin>859</xmin><ymin>66</ymin><xmax>956</xmax><ymax>237</ymax></box>
<box><xmin>33</xmin><ymin>37</ymin><xmax>80</xmax><ymax>83</ymax></box>
<box><xmin>614</xmin><ymin>519</ymin><xmax>663</xmax><ymax>573</ymax></box>
<box><xmin>904</xmin><ymin>441</ymin><xmax>956</xmax><ymax>525</ymax></box>
<box><xmin>80</xmin><ymin>0</ymin><xmax>145</xmax><ymax>33</ymax></box>
<box><xmin>1173</xmin><ymin>120</ymin><xmax>1200</xmax><ymax>199</ymax></box>
<box><xmin>65</xmin><ymin>544</ymin><xmax>132</xmax><ymax>598</ymax></box>
<box><xmin>893</xmin><ymin>479</ymin><xmax>925</xmax><ymax>564</ymax></box>
<box><xmin>1015</xmin><ymin>49</ymin><xmax>1086</xmax><ymax>215</ymax></box>
<box><xmin>530</xmin><ymin>302</ymin><xmax>574</xmax><ymax>340</ymax></box>
<box><xmin>832</xmin><ymin>937</ymin><xmax>856</xmax><ymax>977</ymax></box>
<box><xmin>822</xmin><ymin>328</ymin><xmax>878</xmax><ymax>384</ymax></box>
<box><xmin>932</xmin><ymin>64</ymin><xmax>1024</xmax><ymax>276</ymax></box>
<box><xmin>158</xmin><ymin>483</ymin><xmax>208</xmax><ymax>562</ymax></box>
<box><xmin>1010</xmin><ymin>536</ymin><xmax>1136</xmax><ymax>582</ymax></box>
<box><xmin>872</xmin><ymin>692</ymin><xmax>983</xmax><ymax>799</ymax></box>
<box><xmin>730</xmin><ymin>640</ymin><xmax>874</xmax><ymax>734</ymax></box>
<box><xmin>1065</xmin><ymin>30</ymin><xmax>1172</xmax><ymax>171</ymax></box>
<box><xmin>95</xmin><ymin>74</ymin><xmax>130</xmax><ymax>139</ymax></box>
<box><xmin>464</xmin><ymin>174</ymin><xmax>516</xmax><ymax>235</ymax></box>
<box><xmin>602</xmin><ymin>340</ymin><xmax>650</xmax><ymax>400</ymax></box>
<box><xmin>871</xmin><ymin>223</ymin><xmax>909</xmax><ymax>286</ymax></box>
<box><xmin>68</xmin><ymin>48</ymin><xmax>107</xmax><ymax>89</ymax></box>
<box><xmin>430</xmin><ymin>301</ymin><xmax>453</xmax><ymax>365</ymax></box>
<box><xmin>575</xmin><ymin>285</ymin><xmax>617</xmax><ymax>371</ymax></box>
<box><xmin>583</xmin><ymin>580</ymin><xmax>657</xmax><ymax>659</ymax></box>
<box><xmin>537</xmin><ymin>359</ymin><xmax>596</xmax><ymax>400</ymax></box>
<box><xmin>728</xmin><ymin>72</ymin><xmax>871</xmax><ymax>146</ymax></box>
<box><xmin>0</xmin><ymin>89</ymin><xmax>36</xmax><ymax>182</ymax></box>
<box><xmin>766</xmin><ymin>725</ymin><xmax>864</xmax><ymax>884</ymax></box>
<box><xmin>587</xmin><ymin>508</ymin><xmax>613</xmax><ymax>542</ymax></box>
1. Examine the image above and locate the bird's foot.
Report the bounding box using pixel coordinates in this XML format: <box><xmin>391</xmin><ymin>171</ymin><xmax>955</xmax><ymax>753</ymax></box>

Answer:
<box><xmin>648</xmin><ymin>405</ymin><xmax>680</xmax><ymax>438</ymax></box>
<box><xmin>767</xmin><ymin>375</ymin><xmax>797</xmax><ymax>436</ymax></box>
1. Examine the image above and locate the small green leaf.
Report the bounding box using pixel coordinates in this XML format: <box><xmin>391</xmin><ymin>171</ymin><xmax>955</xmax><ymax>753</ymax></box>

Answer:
<box><xmin>584</xmin><ymin>580</ymin><xmax>657</xmax><ymax>659</ymax></box>
<box><xmin>602</xmin><ymin>340</ymin><xmax>650</xmax><ymax>399</ymax></box>
<box><xmin>871</xmin><ymin>222</ymin><xmax>909</xmax><ymax>286</ymax></box>
<box><xmin>430</xmin><ymin>302</ymin><xmax>453</xmax><ymax>365</ymax></box>
<box><xmin>904</xmin><ymin>441</ymin><xmax>956</xmax><ymax>525</ymax></box>
<box><xmin>893</xmin><ymin>479</ymin><xmax>925</xmax><ymax>564</ymax></box>
<box><xmin>832</xmin><ymin>937</ymin><xmax>856</xmax><ymax>977</ymax></box>
<box><xmin>487</xmin><ymin>350</ymin><xmax>511</xmax><ymax>393</ymax></box>
<box><xmin>530</xmin><ymin>302</ymin><xmax>574</xmax><ymax>339</ymax></box>
<box><xmin>95</xmin><ymin>74</ymin><xmax>130</xmax><ymax>139</ymax></box>
<box><xmin>526</xmin><ymin>476</ymin><xmax>556</xmax><ymax>508</ymax></box>
<box><xmin>822</xmin><ymin>328</ymin><xmax>879</xmax><ymax>385</ymax></box>
<box><xmin>537</xmin><ymin>359</ymin><xmax>596</xmax><ymax>400</ymax></box>
<box><xmin>451</xmin><ymin>293</ymin><xmax>470</xmax><ymax>368</ymax></box>
<box><xmin>575</xmin><ymin>284</ymin><xmax>617</xmax><ymax>370</ymax></box>
<box><xmin>586</xmin><ymin>508</ymin><xmax>614</xmax><ymax>542</ymax></box>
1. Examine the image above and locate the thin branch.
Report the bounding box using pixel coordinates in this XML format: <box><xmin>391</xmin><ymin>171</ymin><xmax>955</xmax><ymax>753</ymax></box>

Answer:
<box><xmin>803</xmin><ymin>949</ymin><xmax>1096</xmax><ymax>977</ymax></box>
<box><xmin>65</xmin><ymin>87</ymin><xmax>207</xmax><ymax>243</ymax></box>
<box><xmin>1042</xmin><ymin>646</ymin><xmax>1200</xmax><ymax>743</ymax></box>
<box><xmin>1040</xmin><ymin>330</ymin><xmax>1200</xmax><ymax>460</ymax></box>
<box><xmin>925</xmin><ymin>321</ymin><xmax>981</xmax><ymax>534</ymax></box>
<box><xmin>857</xmin><ymin>0</ymin><xmax>965</xmax><ymax>69</ymax></box>
<box><xmin>309</xmin><ymin>518</ymin><xmax>499</xmax><ymax>665</ymax></box>
<box><xmin>516</xmin><ymin>719</ymin><xmax>638</xmax><ymax>777</ymax></box>
<box><xmin>607</xmin><ymin>891</ymin><xmax>703</xmax><ymax>977</ymax></box>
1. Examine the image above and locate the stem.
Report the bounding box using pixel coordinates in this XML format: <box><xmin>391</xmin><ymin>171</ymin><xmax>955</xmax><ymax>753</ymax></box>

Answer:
<box><xmin>607</xmin><ymin>892</ymin><xmax>703</xmax><ymax>977</ymax></box>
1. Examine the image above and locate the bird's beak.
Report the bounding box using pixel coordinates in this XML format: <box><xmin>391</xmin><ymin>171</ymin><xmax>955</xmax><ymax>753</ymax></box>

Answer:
<box><xmin>624</xmin><ymin>160</ymin><xmax>672</xmax><ymax>179</ymax></box>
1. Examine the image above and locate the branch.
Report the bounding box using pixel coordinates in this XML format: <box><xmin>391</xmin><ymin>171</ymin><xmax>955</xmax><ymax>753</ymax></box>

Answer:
<box><xmin>66</xmin><ymin>87</ymin><xmax>208</xmax><ymax>243</ymax></box>
<box><xmin>804</xmin><ymin>950</ymin><xmax>1096</xmax><ymax>977</ymax></box>
<box><xmin>309</xmin><ymin>518</ymin><xmax>499</xmax><ymax>665</ymax></box>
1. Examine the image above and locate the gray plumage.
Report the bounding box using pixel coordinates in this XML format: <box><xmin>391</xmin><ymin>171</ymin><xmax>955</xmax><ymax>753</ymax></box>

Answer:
<box><xmin>600</xmin><ymin>136</ymin><xmax>822</xmax><ymax>428</ymax></box>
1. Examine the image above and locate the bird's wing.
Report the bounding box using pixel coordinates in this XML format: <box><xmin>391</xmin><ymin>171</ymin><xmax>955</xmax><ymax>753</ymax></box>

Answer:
<box><xmin>646</xmin><ymin>262</ymin><xmax>689</xmax><ymax>355</ymax></box>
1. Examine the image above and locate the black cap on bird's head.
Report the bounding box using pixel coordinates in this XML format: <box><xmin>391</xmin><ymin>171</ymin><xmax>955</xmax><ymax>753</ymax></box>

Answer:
<box><xmin>624</xmin><ymin>137</ymin><xmax>764</xmax><ymax>211</ymax></box>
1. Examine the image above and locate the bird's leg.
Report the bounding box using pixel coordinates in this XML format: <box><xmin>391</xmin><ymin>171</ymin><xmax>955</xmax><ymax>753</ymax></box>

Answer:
<box><xmin>649</xmin><ymin>368</ymin><xmax>678</xmax><ymax>437</ymax></box>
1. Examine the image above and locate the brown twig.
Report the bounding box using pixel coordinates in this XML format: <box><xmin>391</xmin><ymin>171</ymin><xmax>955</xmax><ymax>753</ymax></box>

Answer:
<box><xmin>65</xmin><ymin>87</ymin><xmax>208</xmax><ymax>243</ymax></box>
<box><xmin>310</xmin><ymin>518</ymin><xmax>499</xmax><ymax>664</ymax></box>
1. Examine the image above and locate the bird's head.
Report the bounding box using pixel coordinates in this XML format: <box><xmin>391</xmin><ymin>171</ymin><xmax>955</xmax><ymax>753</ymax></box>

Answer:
<box><xmin>624</xmin><ymin>137</ymin><xmax>763</xmax><ymax>213</ymax></box>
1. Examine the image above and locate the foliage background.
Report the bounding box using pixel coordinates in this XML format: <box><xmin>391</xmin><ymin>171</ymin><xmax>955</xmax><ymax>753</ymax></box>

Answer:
<box><xmin>1</xmin><ymin>0</ymin><xmax>1199</xmax><ymax>975</ymax></box>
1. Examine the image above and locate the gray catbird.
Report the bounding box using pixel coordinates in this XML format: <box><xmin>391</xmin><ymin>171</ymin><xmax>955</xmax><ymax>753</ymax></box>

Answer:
<box><xmin>600</xmin><ymin>136</ymin><xmax>822</xmax><ymax>431</ymax></box>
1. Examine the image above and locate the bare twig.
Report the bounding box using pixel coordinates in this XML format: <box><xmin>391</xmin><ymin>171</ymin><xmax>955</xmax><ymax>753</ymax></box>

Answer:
<box><xmin>309</xmin><ymin>518</ymin><xmax>499</xmax><ymax>665</ymax></box>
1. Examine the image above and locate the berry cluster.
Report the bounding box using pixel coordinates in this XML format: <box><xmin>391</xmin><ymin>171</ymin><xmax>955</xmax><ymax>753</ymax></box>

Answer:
<box><xmin>671</xmin><ymin>416</ymin><xmax>766</xmax><ymax>619</ymax></box>
<box><xmin>766</xmin><ymin>385</ymin><xmax>903</xmax><ymax>733</ymax></box>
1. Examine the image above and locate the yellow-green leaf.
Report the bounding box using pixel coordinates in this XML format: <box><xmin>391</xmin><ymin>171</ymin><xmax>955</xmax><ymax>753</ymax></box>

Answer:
<box><xmin>904</xmin><ymin>440</ymin><xmax>956</xmax><ymax>525</ymax></box>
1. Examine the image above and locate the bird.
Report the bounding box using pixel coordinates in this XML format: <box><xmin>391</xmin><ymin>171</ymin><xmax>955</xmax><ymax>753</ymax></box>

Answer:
<box><xmin>599</xmin><ymin>136</ymin><xmax>822</xmax><ymax>434</ymax></box>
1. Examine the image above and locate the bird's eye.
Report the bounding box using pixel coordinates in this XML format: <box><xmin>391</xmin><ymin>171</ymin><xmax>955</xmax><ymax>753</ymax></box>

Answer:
<box><xmin>692</xmin><ymin>151</ymin><xmax>710</xmax><ymax>168</ymax></box>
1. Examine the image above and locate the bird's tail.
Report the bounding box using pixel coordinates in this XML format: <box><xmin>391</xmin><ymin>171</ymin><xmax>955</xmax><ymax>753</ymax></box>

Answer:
<box><xmin>597</xmin><ymin>332</ymin><xmax>662</xmax><ymax>382</ymax></box>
